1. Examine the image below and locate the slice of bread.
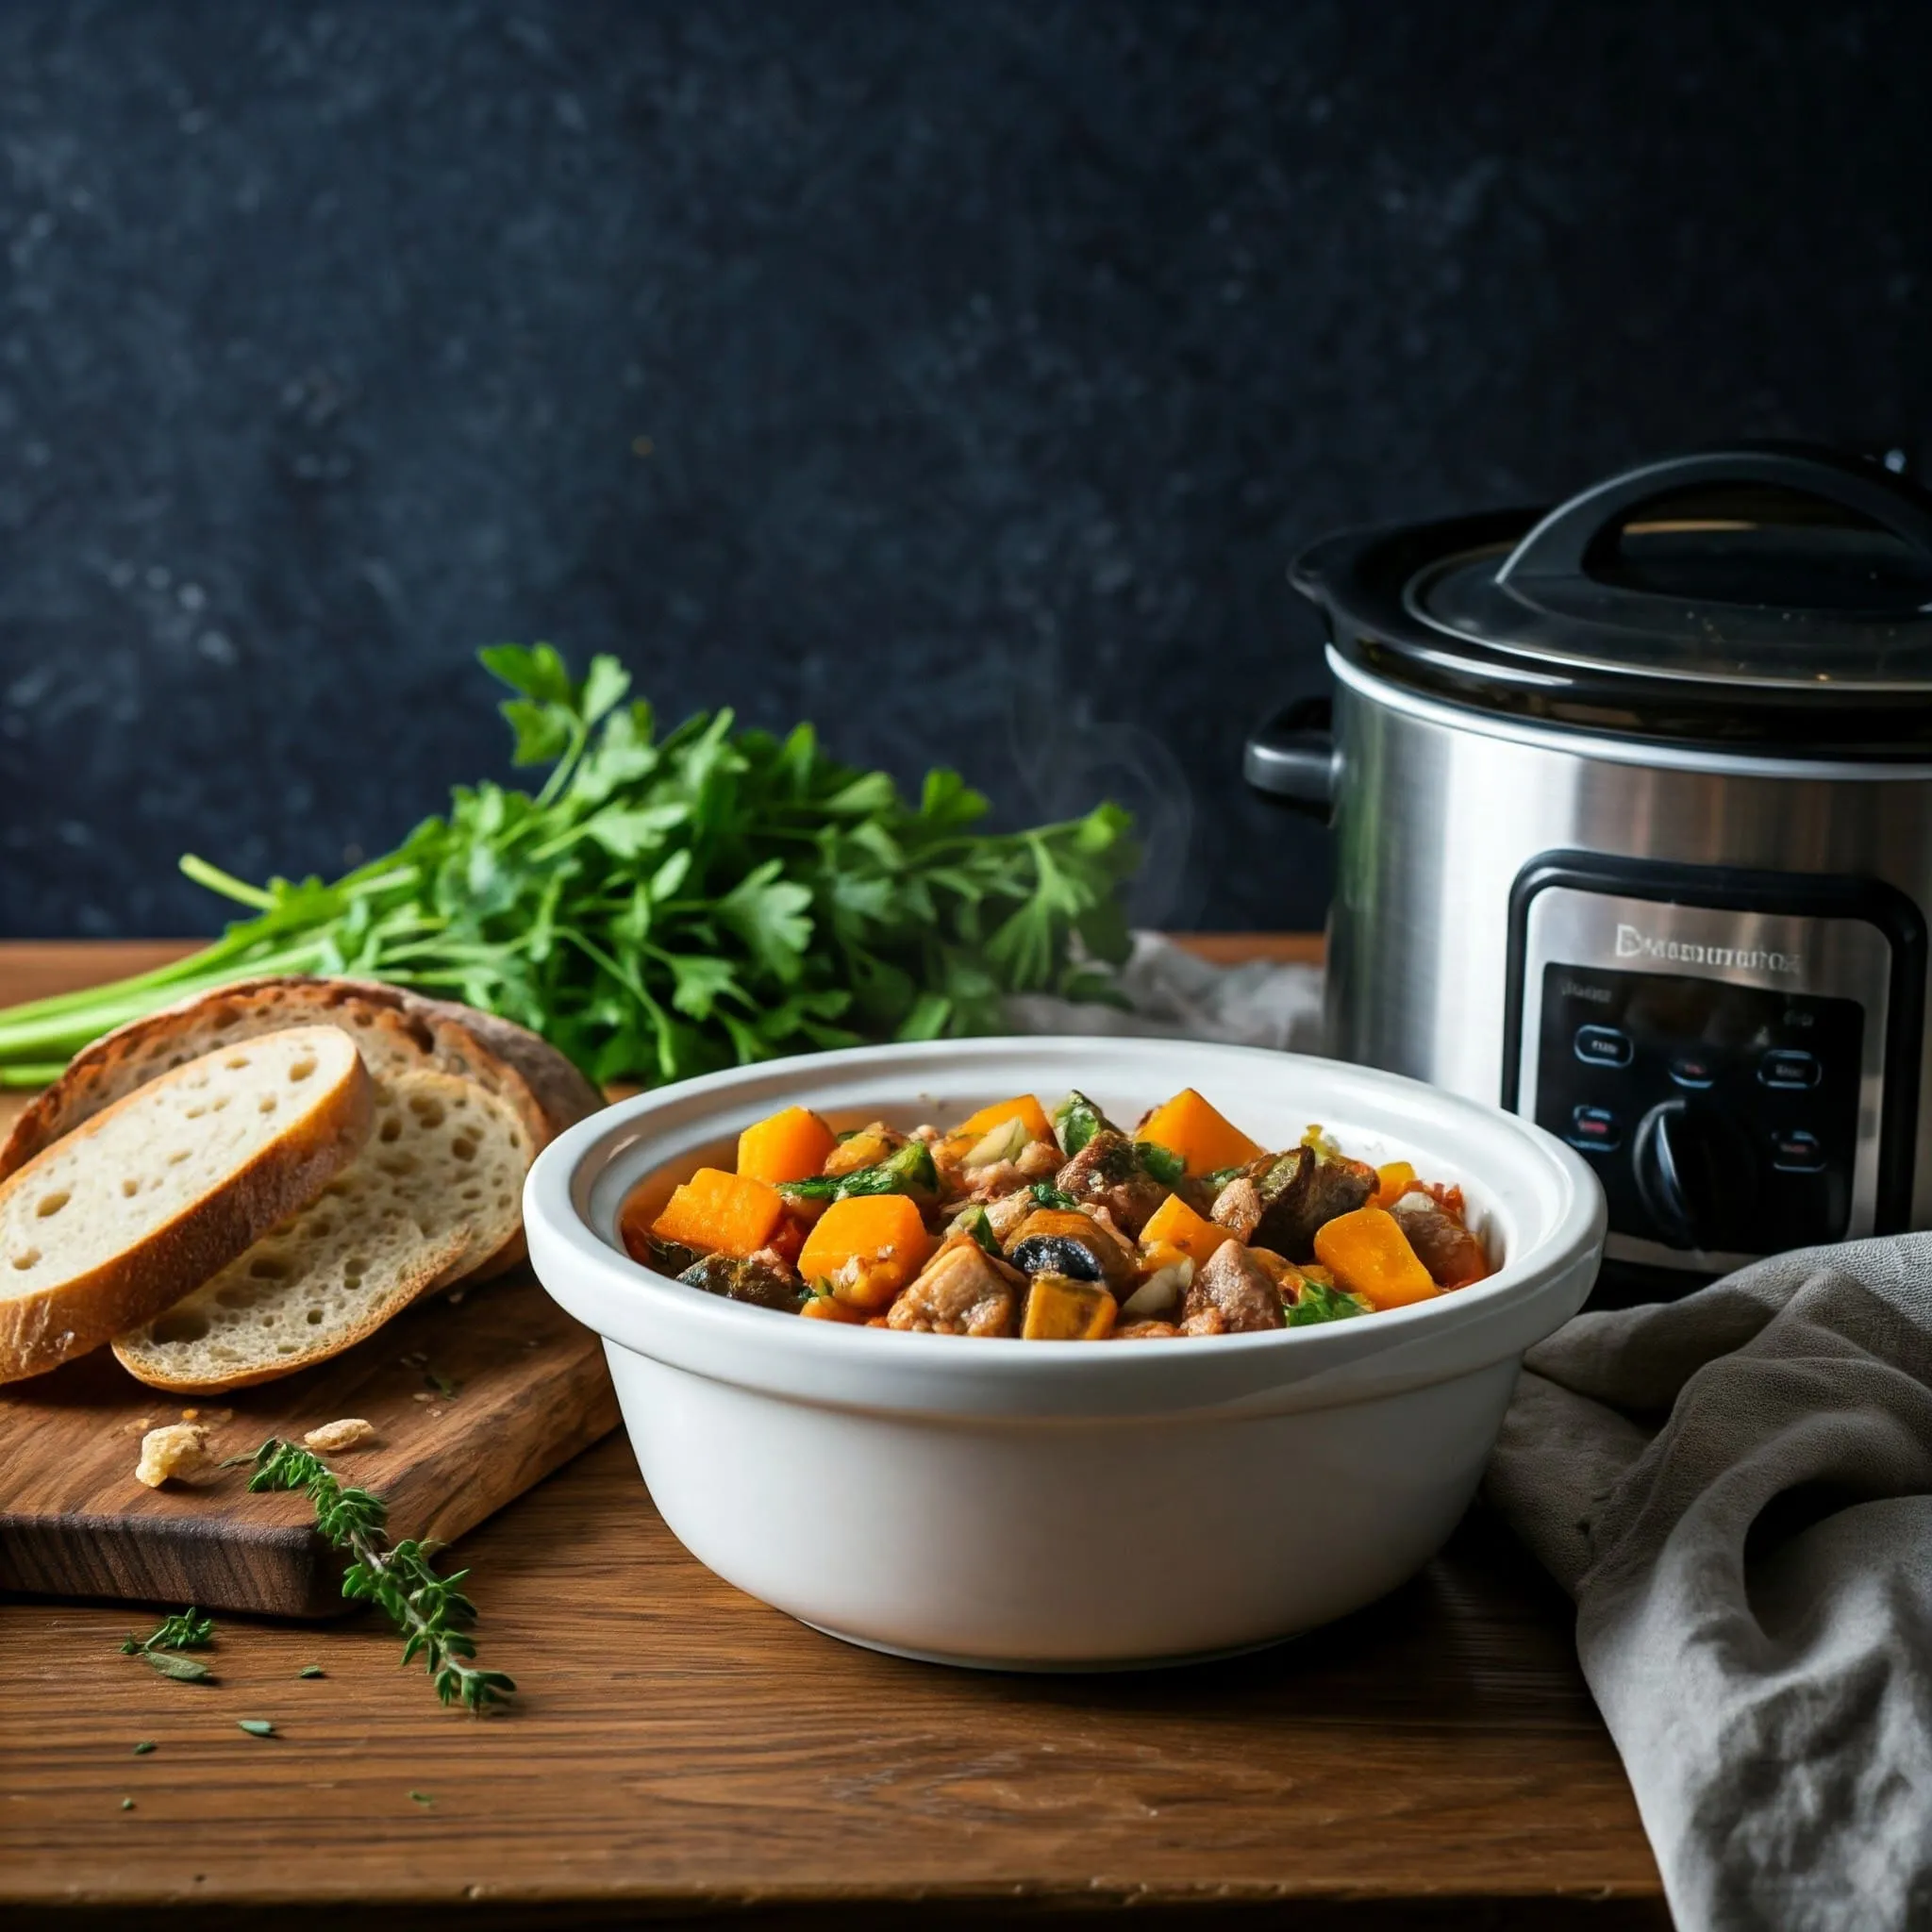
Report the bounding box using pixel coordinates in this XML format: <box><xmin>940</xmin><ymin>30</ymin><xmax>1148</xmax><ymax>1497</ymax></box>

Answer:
<box><xmin>1</xmin><ymin>975</ymin><xmax>602</xmax><ymax>1278</ymax></box>
<box><xmin>113</xmin><ymin>1069</ymin><xmax>532</xmax><ymax>1392</ymax></box>
<box><xmin>0</xmin><ymin>1025</ymin><xmax>373</xmax><ymax>1384</ymax></box>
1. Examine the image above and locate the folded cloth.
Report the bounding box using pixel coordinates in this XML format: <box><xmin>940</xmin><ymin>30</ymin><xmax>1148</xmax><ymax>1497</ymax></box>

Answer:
<box><xmin>1485</xmin><ymin>1237</ymin><xmax>1932</xmax><ymax>1932</ymax></box>
<box><xmin>1005</xmin><ymin>931</ymin><xmax>1324</xmax><ymax>1051</ymax></box>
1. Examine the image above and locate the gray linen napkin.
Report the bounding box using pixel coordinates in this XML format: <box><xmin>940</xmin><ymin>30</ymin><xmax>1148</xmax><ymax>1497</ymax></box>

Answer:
<box><xmin>1485</xmin><ymin>1236</ymin><xmax>1932</xmax><ymax>1932</ymax></box>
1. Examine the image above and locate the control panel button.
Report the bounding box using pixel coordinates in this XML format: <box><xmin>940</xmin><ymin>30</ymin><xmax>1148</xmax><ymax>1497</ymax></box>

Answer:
<box><xmin>1759</xmin><ymin>1049</ymin><xmax>1821</xmax><ymax>1091</ymax></box>
<box><xmin>1567</xmin><ymin>1105</ymin><xmax>1623</xmax><ymax>1153</ymax></box>
<box><xmin>1574</xmin><ymin>1024</ymin><xmax>1634</xmax><ymax>1069</ymax></box>
<box><xmin>1669</xmin><ymin>1051</ymin><xmax>1718</xmax><ymax>1090</ymax></box>
<box><xmin>1772</xmin><ymin>1128</ymin><xmax>1826</xmax><ymax>1173</ymax></box>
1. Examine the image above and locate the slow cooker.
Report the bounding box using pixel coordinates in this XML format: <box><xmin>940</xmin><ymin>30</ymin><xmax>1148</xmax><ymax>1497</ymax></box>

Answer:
<box><xmin>1252</xmin><ymin>444</ymin><xmax>1932</xmax><ymax>1294</ymax></box>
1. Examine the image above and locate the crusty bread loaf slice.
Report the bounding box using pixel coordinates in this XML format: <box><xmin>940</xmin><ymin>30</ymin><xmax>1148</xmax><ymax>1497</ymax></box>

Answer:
<box><xmin>0</xmin><ymin>1025</ymin><xmax>373</xmax><ymax>1384</ymax></box>
<box><xmin>113</xmin><ymin>1069</ymin><xmax>532</xmax><ymax>1392</ymax></box>
<box><xmin>1</xmin><ymin>975</ymin><xmax>602</xmax><ymax>1278</ymax></box>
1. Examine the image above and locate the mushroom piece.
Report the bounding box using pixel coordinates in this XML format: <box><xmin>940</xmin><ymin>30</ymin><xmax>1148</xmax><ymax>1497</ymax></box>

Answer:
<box><xmin>1248</xmin><ymin>1147</ymin><xmax>1377</xmax><ymax>1262</ymax></box>
<box><xmin>677</xmin><ymin>1251</ymin><xmax>801</xmax><ymax>1312</ymax></box>
<box><xmin>1006</xmin><ymin>1208</ymin><xmax>1135</xmax><ymax>1290</ymax></box>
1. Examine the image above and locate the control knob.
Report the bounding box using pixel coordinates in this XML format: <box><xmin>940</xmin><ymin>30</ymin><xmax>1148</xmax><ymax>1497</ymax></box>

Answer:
<box><xmin>1631</xmin><ymin>1098</ymin><xmax>1758</xmax><ymax>1252</ymax></box>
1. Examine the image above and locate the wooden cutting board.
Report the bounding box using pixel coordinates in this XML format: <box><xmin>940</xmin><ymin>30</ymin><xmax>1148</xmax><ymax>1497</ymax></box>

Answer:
<box><xmin>0</xmin><ymin>1009</ymin><xmax>622</xmax><ymax>1619</ymax></box>
<box><xmin>0</xmin><ymin>1267</ymin><xmax>620</xmax><ymax>1618</ymax></box>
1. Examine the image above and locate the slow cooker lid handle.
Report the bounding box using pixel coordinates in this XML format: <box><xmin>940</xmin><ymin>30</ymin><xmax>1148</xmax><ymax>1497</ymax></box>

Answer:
<box><xmin>1494</xmin><ymin>443</ymin><xmax>1932</xmax><ymax>592</ymax></box>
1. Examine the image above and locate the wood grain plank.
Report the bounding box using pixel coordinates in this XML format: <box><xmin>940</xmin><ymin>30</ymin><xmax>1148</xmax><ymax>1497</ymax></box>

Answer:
<box><xmin>0</xmin><ymin>1441</ymin><xmax>1659</xmax><ymax>1924</ymax></box>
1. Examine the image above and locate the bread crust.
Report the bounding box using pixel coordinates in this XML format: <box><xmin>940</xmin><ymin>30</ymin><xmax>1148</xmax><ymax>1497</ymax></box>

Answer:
<box><xmin>0</xmin><ymin>975</ymin><xmax>602</xmax><ymax>1276</ymax></box>
<box><xmin>0</xmin><ymin>1032</ymin><xmax>373</xmax><ymax>1384</ymax></box>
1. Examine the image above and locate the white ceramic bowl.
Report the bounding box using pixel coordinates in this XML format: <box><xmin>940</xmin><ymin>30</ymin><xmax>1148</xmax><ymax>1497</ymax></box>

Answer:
<box><xmin>524</xmin><ymin>1037</ymin><xmax>1605</xmax><ymax>1670</ymax></box>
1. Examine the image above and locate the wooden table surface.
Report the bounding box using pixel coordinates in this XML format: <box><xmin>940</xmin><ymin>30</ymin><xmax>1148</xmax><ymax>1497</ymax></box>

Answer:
<box><xmin>0</xmin><ymin>941</ymin><xmax>1665</xmax><ymax>1930</ymax></box>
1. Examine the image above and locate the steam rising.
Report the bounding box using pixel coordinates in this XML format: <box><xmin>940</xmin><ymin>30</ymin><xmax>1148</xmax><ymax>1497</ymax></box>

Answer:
<box><xmin>1004</xmin><ymin>687</ymin><xmax>1200</xmax><ymax>932</ymax></box>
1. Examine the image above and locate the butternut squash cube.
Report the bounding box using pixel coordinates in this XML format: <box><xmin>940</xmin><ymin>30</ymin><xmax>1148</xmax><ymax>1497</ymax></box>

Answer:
<box><xmin>1311</xmin><ymin>1204</ymin><xmax>1439</xmax><ymax>1310</ymax></box>
<box><xmin>796</xmin><ymin>1193</ymin><xmax>935</xmax><ymax>1310</ymax></box>
<box><xmin>651</xmin><ymin>1167</ymin><xmax>786</xmax><ymax>1257</ymax></box>
<box><xmin>1138</xmin><ymin>1191</ymin><xmax>1231</xmax><ymax>1267</ymax></box>
<box><xmin>940</xmin><ymin>1093</ymin><xmax>1056</xmax><ymax>1165</ymax></box>
<box><xmin>1137</xmin><ymin>1088</ymin><xmax>1264</xmax><ymax>1175</ymax></box>
<box><xmin>1374</xmin><ymin>1160</ymin><xmax>1417</xmax><ymax>1208</ymax></box>
<box><xmin>738</xmin><ymin>1106</ymin><xmax>839</xmax><ymax>1186</ymax></box>
<box><xmin>1020</xmin><ymin>1274</ymin><xmax>1119</xmax><ymax>1341</ymax></box>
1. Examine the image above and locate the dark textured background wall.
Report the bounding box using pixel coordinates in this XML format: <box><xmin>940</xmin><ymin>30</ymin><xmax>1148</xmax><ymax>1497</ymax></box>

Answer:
<box><xmin>1</xmin><ymin>1</ymin><xmax>1927</xmax><ymax>939</ymax></box>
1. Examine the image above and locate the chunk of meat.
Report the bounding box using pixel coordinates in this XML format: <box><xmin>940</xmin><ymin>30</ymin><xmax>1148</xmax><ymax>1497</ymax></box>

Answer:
<box><xmin>967</xmin><ymin>1159</ymin><xmax>1034</xmax><ymax>1204</ymax></box>
<box><xmin>984</xmin><ymin>1189</ymin><xmax>1037</xmax><ymax>1242</ymax></box>
<box><xmin>1115</xmin><ymin>1319</ymin><xmax>1180</xmax><ymax>1340</ymax></box>
<box><xmin>1390</xmin><ymin>1191</ymin><xmax>1490</xmax><ymax>1288</ymax></box>
<box><xmin>1016</xmin><ymin>1138</ymin><xmax>1063</xmax><ymax>1179</ymax></box>
<box><xmin>1183</xmin><ymin>1240</ymin><xmax>1285</xmax><ymax>1334</ymax></box>
<box><xmin>1056</xmin><ymin>1129</ymin><xmax>1169</xmax><ymax>1237</ymax></box>
<box><xmin>886</xmin><ymin>1236</ymin><xmax>1023</xmax><ymax>1337</ymax></box>
<box><xmin>1178</xmin><ymin>1307</ymin><xmax>1226</xmax><ymax>1337</ymax></box>
<box><xmin>1209</xmin><ymin>1175</ymin><xmax>1263</xmax><ymax>1241</ymax></box>
<box><xmin>1250</xmin><ymin>1147</ymin><xmax>1377</xmax><ymax>1261</ymax></box>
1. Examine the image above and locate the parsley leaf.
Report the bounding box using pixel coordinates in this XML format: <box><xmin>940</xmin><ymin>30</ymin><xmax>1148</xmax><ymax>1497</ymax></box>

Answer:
<box><xmin>1287</xmin><ymin>1280</ymin><xmax>1371</xmax><ymax>1326</ymax></box>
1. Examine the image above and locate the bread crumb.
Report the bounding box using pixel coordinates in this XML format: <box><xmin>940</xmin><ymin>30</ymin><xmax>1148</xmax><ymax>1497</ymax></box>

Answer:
<box><xmin>207</xmin><ymin>1407</ymin><xmax>235</xmax><ymax>1424</ymax></box>
<box><xmin>446</xmin><ymin>1288</ymin><xmax>466</xmax><ymax>1306</ymax></box>
<box><xmin>426</xmin><ymin>1407</ymin><xmax>444</xmax><ymax>1419</ymax></box>
<box><xmin>179</xmin><ymin>1407</ymin><xmax>200</xmax><ymax>1421</ymax></box>
<box><xmin>125</xmin><ymin>1415</ymin><xmax>155</xmax><ymax>1435</ymax></box>
<box><xmin>302</xmin><ymin>1417</ymin><xmax>376</xmax><ymax>1454</ymax></box>
<box><xmin>411</xmin><ymin>1391</ymin><xmax>432</xmax><ymax>1403</ymax></box>
<box><xmin>135</xmin><ymin>1424</ymin><xmax>213</xmax><ymax>1489</ymax></box>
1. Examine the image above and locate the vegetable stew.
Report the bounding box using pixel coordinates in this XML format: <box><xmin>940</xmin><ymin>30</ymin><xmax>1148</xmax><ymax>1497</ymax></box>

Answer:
<box><xmin>618</xmin><ymin>1086</ymin><xmax>1493</xmax><ymax>1338</ymax></box>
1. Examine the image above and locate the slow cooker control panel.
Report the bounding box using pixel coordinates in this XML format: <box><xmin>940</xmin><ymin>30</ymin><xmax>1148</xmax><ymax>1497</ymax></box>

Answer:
<box><xmin>1505</xmin><ymin>856</ymin><xmax>1924</xmax><ymax>1279</ymax></box>
<box><xmin>1533</xmin><ymin>966</ymin><xmax>1861</xmax><ymax>1256</ymax></box>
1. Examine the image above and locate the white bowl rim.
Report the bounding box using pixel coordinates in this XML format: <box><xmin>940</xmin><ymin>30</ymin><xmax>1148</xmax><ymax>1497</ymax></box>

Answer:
<box><xmin>524</xmin><ymin>1036</ymin><xmax>1607</xmax><ymax>1420</ymax></box>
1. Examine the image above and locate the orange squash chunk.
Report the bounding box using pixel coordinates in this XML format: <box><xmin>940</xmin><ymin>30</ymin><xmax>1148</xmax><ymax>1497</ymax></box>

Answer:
<box><xmin>1374</xmin><ymin>1160</ymin><xmax>1417</xmax><ymax>1208</ymax></box>
<box><xmin>1138</xmin><ymin>1191</ymin><xmax>1231</xmax><ymax>1268</ymax></box>
<box><xmin>941</xmin><ymin>1093</ymin><xmax>1055</xmax><ymax>1162</ymax></box>
<box><xmin>737</xmin><ymin>1105</ymin><xmax>839</xmax><ymax>1185</ymax></box>
<box><xmin>796</xmin><ymin>1193</ymin><xmax>935</xmax><ymax>1310</ymax></box>
<box><xmin>1137</xmin><ymin>1088</ymin><xmax>1263</xmax><ymax>1174</ymax></box>
<box><xmin>798</xmin><ymin>1291</ymin><xmax>863</xmax><ymax>1324</ymax></box>
<box><xmin>651</xmin><ymin>1167</ymin><xmax>785</xmax><ymax>1257</ymax></box>
<box><xmin>1020</xmin><ymin>1274</ymin><xmax>1118</xmax><ymax>1341</ymax></box>
<box><xmin>1312</xmin><ymin>1204</ymin><xmax>1439</xmax><ymax>1310</ymax></box>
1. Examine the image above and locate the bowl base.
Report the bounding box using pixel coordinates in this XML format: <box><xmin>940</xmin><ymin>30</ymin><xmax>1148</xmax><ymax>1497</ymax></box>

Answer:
<box><xmin>797</xmin><ymin>1617</ymin><xmax>1303</xmax><ymax>1674</ymax></box>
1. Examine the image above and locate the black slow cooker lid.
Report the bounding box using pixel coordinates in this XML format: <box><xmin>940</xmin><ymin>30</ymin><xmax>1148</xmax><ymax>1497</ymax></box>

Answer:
<box><xmin>1293</xmin><ymin>444</ymin><xmax>1932</xmax><ymax>755</ymax></box>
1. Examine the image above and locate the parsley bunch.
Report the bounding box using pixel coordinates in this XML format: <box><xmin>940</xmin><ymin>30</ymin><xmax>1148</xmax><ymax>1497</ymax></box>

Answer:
<box><xmin>0</xmin><ymin>647</ymin><xmax>1138</xmax><ymax>1087</ymax></box>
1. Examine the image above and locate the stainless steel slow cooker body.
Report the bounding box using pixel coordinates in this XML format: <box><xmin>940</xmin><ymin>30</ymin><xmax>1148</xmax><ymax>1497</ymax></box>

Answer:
<box><xmin>1257</xmin><ymin>446</ymin><xmax>1932</xmax><ymax>1290</ymax></box>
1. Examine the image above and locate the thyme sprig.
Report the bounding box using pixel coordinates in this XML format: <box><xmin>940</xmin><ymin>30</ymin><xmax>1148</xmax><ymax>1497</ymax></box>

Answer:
<box><xmin>245</xmin><ymin>1439</ymin><xmax>515</xmax><ymax>1715</ymax></box>
<box><xmin>120</xmin><ymin>1607</ymin><xmax>215</xmax><ymax>1682</ymax></box>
